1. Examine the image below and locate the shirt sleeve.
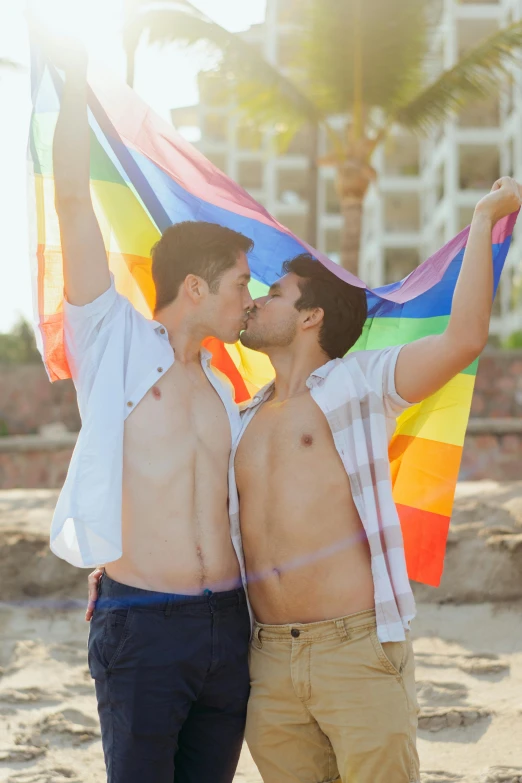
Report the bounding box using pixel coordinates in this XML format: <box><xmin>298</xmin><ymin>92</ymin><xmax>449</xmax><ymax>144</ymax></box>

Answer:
<box><xmin>63</xmin><ymin>275</ymin><xmax>120</xmax><ymax>381</ymax></box>
<box><xmin>353</xmin><ymin>345</ymin><xmax>414</xmax><ymax>418</ymax></box>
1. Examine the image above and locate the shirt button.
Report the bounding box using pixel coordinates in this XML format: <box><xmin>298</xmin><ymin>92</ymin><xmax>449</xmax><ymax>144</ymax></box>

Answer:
<box><xmin>159</xmin><ymin>328</ymin><xmax>166</xmax><ymax>335</ymax></box>
<box><xmin>157</xmin><ymin>367</ymin><xmax>163</xmax><ymax>373</ymax></box>
<box><xmin>291</xmin><ymin>629</ymin><xmax>300</xmax><ymax>638</ymax></box>
<box><xmin>127</xmin><ymin>401</ymin><xmax>133</xmax><ymax>407</ymax></box>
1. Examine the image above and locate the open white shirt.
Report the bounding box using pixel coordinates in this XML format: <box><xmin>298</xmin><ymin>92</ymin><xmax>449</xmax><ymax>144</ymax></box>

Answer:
<box><xmin>50</xmin><ymin>277</ymin><xmax>241</xmax><ymax>569</ymax></box>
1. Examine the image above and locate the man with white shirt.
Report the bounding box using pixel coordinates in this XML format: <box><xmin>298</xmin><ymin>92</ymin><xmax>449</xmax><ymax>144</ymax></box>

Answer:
<box><xmin>53</xmin><ymin>50</ymin><xmax>254</xmax><ymax>783</ymax></box>
<box><xmin>230</xmin><ymin>179</ymin><xmax>520</xmax><ymax>783</ymax></box>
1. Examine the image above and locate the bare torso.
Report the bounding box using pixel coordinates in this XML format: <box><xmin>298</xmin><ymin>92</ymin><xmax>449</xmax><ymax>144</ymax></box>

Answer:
<box><xmin>235</xmin><ymin>391</ymin><xmax>375</xmax><ymax>624</ymax></box>
<box><xmin>106</xmin><ymin>359</ymin><xmax>240</xmax><ymax>594</ymax></box>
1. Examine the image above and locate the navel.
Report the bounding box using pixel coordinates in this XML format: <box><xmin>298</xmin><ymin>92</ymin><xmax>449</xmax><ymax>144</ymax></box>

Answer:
<box><xmin>301</xmin><ymin>433</ymin><xmax>313</xmax><ymax>447</ymax></box>
<box><xmin>152</xmin><ymin>386</ymin><xmax>162</xmax><ymax>400</ymax></box>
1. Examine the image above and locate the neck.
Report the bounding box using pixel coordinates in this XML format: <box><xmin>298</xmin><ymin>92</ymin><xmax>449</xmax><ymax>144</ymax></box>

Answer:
<box><xmin>154</xmin><ymin>301</ymin><xmax>207</xmax><ymax>364</ymax></box>
<box><xmin>268</xmin><ymin>345</ymin><xmax>330</xmax><ymax>401</ymax></box>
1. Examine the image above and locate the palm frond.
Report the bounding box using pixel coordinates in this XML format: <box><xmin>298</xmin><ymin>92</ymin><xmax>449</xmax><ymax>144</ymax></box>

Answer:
<box><xmin>0</xmin><ymin>58</ymin><xmax>22</xmax><ymax>71</ymax></box>
<box><xmin>126</xmin><ymin>5</ymin><xmax>321</xmax><ymax>124</ymax></box>
<box><xmin>395</xmin><ymin>21</ymin><xmax>522</xmax><ymax>132</ymax></box>
<box><xmin>297</xmin><ymin>0</ymin><xmax>428</xmax><ymax>115</ymax></box>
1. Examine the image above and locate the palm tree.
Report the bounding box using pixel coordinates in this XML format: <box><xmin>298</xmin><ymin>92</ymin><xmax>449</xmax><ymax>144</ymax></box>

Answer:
<box><xmin>125</xmin><ymin>0</ymin><xmax>522</xmax><ymax>273</ymax></box>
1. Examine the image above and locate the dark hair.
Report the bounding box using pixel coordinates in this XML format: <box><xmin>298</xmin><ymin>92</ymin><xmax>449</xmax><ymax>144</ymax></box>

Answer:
<box><xmin>282</xmin><ymin>253</ymin><xmax>368</xmax><ymax>359</ymax></box>
<box><xmin>151</xmin><ymin>221</ymin><xmax>254</xmax><ymax>312</ymax></box>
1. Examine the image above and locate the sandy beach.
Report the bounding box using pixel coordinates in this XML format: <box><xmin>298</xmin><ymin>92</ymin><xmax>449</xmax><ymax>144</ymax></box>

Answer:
<box><xmin>1</xmin><ymin>483</ymin><xmax>521</xmax><ymax>783</ymax></box>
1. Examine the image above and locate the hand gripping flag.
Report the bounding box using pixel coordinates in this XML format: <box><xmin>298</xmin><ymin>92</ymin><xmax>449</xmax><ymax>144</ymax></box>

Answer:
<box><xmin>28</xmin><ymin>55</ymin><xmax>518</xmax><ymax>587</ymax></box>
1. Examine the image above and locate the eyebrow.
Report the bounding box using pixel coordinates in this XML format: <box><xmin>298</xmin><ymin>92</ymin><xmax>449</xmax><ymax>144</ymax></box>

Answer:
<box><xmin>269</xmin><ymin>283</ymin><xmax>282</xmax><ymax>294</ymax></box>
<box><xmin>239</xmin><ymin>273</ymin><xmax>251</xmax><ymax>282</ymax></box>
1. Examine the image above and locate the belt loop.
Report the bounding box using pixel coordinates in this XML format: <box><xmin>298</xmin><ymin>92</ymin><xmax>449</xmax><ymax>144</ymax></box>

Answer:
<box><xmin>165</xmin><ymin>596</ymin><xmax>173</xmax><ymax>618</ymax></box>
<box><xmin>252</xmin><ymin>625</ymin><xmax>263</xmax><ymax>649</ymax></box>
<box><xmin>335</xmin><ymin>619</ymin><xmax>349</xmax><ymax>642</ymax></box>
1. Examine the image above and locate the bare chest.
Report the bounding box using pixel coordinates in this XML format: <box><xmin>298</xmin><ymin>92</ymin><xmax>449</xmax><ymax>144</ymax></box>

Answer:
<box><xmin>124</xmin><ymin>364</ymin><xmax>231</xmax><ymax>458</ymax></box>
<box><xmin>235</xmin><ymin>394</ymin><xmax>341</xmax><ymax>481</ymax></box>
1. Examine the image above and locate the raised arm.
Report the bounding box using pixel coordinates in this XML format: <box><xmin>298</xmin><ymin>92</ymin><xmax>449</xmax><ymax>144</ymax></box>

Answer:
<box><xmin>53</xmin><ymin>46</ymin><xmax>110</xmax><ymax>305</ymax></box>
<box><xmin>394</xmin><ymin>177</ymin><xmax>521</xmax><ymax>404</ymax></box>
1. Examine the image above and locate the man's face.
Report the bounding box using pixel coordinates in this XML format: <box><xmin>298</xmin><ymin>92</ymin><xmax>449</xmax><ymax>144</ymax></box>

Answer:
<box><xmin>240</xmin><ymin>273</ymin><xmax>302</xmax><ymax>353</ymax></box>
<box><xmin>206</xmin><ymin>251</ymin><xmax>254</xmax><ymax>343</ymax></box>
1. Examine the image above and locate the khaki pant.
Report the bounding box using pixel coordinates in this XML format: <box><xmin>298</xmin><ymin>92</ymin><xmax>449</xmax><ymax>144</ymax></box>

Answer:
<box><xmin>245</xmin><ymin>609</ymin><xmax>419</xmax><ymax>783</ymax></box>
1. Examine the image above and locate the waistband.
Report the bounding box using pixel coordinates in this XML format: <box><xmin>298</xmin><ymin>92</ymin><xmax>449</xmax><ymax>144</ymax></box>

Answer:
<box><xmin>98</xmin><ymin>574</ymin><xmax>246</xmax><ymax>614</ymax></box>
<box><xmin>252</xmin><ymin>608</ymin><xmax>376</xmax><ymax>645</ymax></box>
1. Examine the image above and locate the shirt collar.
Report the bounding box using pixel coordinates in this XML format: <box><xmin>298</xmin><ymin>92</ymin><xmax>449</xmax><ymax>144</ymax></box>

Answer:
<box><xmin>242</xmin><ymin>357</ymin><xmax>339</xmax><ymax>409</ymax></box>
<box><xmin>306</xmin><ymin>357</ymin><xmax>339</xmax><ymax>387</ymax></box>
<box><xmin>151</xmin><ymin>321</ymin><xmax>212</xmax><ymax>366</ymax></box>
<box><xmin>241</xmin><ymin>380</ymin><xmax>275</xmax><ymax>412</ymax></box>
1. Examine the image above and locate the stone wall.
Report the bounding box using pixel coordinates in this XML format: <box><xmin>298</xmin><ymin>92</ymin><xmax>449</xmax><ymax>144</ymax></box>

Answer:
<box><xmin>0</xmin><ymin>351</ymin><xmax>521</xmax><ymax>488</ymax></box>
<box><xmin>0</xmin><ymin>435</ymin><xmax>76</xmax><ymax>490</ymax></box>
<box><xmin>0</xmin><ymin>365</ymin><xmax>79</xmax><ymax>435</ymax></box>
<box><xmin>471</xmin><ymin>350</ymin><xmax>522</xmax><ymax>418</ymax></box>
<box><xmin>461</xmin><ymin>420</ymin><xmax>522</xmax><ymax>481</ymax></box>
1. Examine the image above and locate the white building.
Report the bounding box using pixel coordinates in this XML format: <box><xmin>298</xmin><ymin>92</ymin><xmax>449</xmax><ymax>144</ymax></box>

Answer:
<box><xmin>172</xmin><ymin>0</ymin><xmax>522</xmax><ymax>338</ymax></box>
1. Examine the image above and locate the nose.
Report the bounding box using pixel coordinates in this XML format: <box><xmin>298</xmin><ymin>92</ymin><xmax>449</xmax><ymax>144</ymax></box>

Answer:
<box><xmin>244</xmin><ymin>288</ymin><xmax>254</xmax><ymax>310</ymax></box>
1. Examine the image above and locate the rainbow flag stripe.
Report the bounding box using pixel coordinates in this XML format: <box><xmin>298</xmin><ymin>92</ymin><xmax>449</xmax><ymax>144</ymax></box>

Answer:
<box><xmin>28</xmin><ymin>55</ymin><xmax>518</xmax><ymax>587</ymax></box>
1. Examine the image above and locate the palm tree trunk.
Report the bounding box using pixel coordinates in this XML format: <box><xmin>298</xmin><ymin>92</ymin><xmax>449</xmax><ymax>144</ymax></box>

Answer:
<box><xmin>336</xmin><ymin>155</ymin><xmax>375</xmax><ymax>274</ymax></box>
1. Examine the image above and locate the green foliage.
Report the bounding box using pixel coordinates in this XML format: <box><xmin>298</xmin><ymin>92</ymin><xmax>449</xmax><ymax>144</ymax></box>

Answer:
<box><xmin>127</xmin><ymin>0</ymin><xmax>522</xmax><ymax>150</ymax></box>
<box><xmin>501</xmin><ymin>330</ymin><xmax>522</xmax><ymax>349</ymax></box>
<box><xmin>0</xmin><ymin>318</ymin><xmax>41</xmax><ymax>365</ymax></box>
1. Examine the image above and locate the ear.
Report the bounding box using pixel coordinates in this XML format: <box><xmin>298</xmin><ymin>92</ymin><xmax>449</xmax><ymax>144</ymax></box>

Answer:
<box><xmin>301</xmin><ymin>307</ymin><xmax>324</xmax><ymax>331</ymax></box>
<box><xmin>183</xmin><ymin>274</ymin><xmax>208</xmax><ymax>304</ymax></box>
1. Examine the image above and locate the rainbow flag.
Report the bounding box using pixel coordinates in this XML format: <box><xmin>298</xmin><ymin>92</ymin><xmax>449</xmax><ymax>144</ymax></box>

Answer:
<box><xmin>28</xmin><ymin>55</ymin><xmax>518</xmax><ymax>587</ymax></box>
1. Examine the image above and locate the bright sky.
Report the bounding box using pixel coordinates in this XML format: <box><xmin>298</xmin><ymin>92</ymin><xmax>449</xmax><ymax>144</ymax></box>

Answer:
<box><xmin>0</xmin><ymin>0</ymin><xmax>266</xmax><ymax>332</ymax></box>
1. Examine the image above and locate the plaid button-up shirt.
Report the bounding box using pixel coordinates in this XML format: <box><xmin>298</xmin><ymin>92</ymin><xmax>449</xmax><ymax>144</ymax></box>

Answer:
<box><xmin>228</xmin><ymin>345</ymin><xmax>416</xmax><ymax>643</ymax></box>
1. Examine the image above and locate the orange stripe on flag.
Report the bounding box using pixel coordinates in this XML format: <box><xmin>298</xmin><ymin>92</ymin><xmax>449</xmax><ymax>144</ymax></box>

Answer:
<box><xmin>389</xmin><ymin>433</ymin><xmax>463</xmax><ymax>518</ymax></box>
<box><xmin>396</xmin><ymin>503</ymin><xmax>451</xmax><ymax>587</ymax></box>
<box><xmin>203</xmin><ymin>337</ymin><xmax>251</xmax><ymax>403</ymax></box>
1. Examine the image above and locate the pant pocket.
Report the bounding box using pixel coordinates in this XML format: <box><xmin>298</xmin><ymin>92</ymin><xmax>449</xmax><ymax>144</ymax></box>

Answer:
<box><xmin>369</xmin><ymin>628</ymin><xmax>407</xmax><ymax>677</ymax></box>
<box><xmin>88</xmin><ymin>607</ymin><xmax>133</xmax><ymax>679</ymax></box>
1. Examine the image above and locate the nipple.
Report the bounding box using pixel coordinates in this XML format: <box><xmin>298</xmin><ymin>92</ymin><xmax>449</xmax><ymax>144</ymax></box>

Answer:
<box><xmin>152</xmin><ymin>386</ymin><xmax>162</xmax><ymax>400</ymax></box>
<box><xmin>301</xmin><ymin>434</ymin><xmax>313</xmax><ymax>447</ymax></box>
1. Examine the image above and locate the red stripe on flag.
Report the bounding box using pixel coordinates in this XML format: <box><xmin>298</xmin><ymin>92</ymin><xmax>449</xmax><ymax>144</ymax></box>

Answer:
<box><xmin>203</xmin><ymin>337</ymin><xmax>251</xmax><ymax>403</ymax></box>
<box><xmin>396</xmin><ymin>503</ymin><xmax>451</xmax><ymax>587</ymax></box>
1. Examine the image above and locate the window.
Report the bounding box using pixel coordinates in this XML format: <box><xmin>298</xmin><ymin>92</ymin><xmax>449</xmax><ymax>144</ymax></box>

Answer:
<box><xmin>237</xmin><ymin>124</ymin><xmax>264</xmax><ymax>151</ymax></box>
<box><xmin>238</xmin><ymin>161</ymin><xmax>264</xmax><ymax>191</ymax></box>
<box><xmin>383</xmin><ymin>193</ymin><xmax>420</xmax><ymax>233</ymax></box>
<box><xmin>458</xmin><ymin>207</ymin><xmax>475</xmax><ymax>232</ymax></box>
<box><xmin>277</xmin><ymin>214</ymin><xmax>307</xmax><ymax>239</ymax></box>
<box><xmin>204</xmin><ymin>114</ymin><xmax>228</xmax><ymax>144</ymax></box>
<box><xmin>277</xmin><ymin>168</ymin><xmax>308</xmax><ymax>203</ymax></box>
<box><xmin>324</xmin><ymin>229</ymin><xmax>340</xmax><ymax>257</ymax></box>
<box><xmin>458</xmin><ymin>97</ymin><xmax>500</xmax><ymax>128</ymax></box>
<box><xmin>384</xmin><ymin>249</ymin><xmax>420</xmax><ymax>284</ymax></box>
<box><xmin>459</xmin><ymin>145</ymin><xmax>500</xmax><ymax>190</ymax></box>
<box><xmin>383</xmin><ymin>136</ymin><xmax>420</xmax><ymax>177</ymax></box>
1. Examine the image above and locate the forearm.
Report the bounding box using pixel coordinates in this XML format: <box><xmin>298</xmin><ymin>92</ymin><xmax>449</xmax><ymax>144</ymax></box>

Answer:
<box><xmin>53</xmin><ymin>68</ymin><xmax>90</xmax><ymax>205</ymax></box>
<box><xmin>52</xmin><ymin>59</ymin><xmax>110</xmax><ymax>305</ymax></box>
<box><xmin>446</xmin><ymin>210</ymin><xmax>494</xmax><ymax>355</ymax></box>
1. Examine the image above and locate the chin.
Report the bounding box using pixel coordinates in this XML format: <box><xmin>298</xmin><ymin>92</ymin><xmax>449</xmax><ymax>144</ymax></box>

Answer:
<box><xmin>220</xmin><ymin>329</ymin><xmax>242</xmax><ymax>345</ymax></box>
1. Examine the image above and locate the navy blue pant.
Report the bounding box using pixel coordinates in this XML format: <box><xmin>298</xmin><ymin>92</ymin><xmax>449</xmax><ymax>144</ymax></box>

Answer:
<box><xmin>88</xmin><ymin>574</ymin><xmax>251</xmax><ymax>783</ymax></box>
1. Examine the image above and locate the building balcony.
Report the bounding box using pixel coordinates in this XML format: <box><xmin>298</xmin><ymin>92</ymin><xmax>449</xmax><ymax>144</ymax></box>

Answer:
<box><xmin>456</xmin><ymin>2</ymin><xmax>501</xmax><ymax>21</ymax></box>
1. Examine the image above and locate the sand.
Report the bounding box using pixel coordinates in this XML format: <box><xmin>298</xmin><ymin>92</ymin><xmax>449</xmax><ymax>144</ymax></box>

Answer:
<box><xmin>0</xmin><ymin>484</ymin><xmax>521</xmax><ymax>783</ymax></box>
